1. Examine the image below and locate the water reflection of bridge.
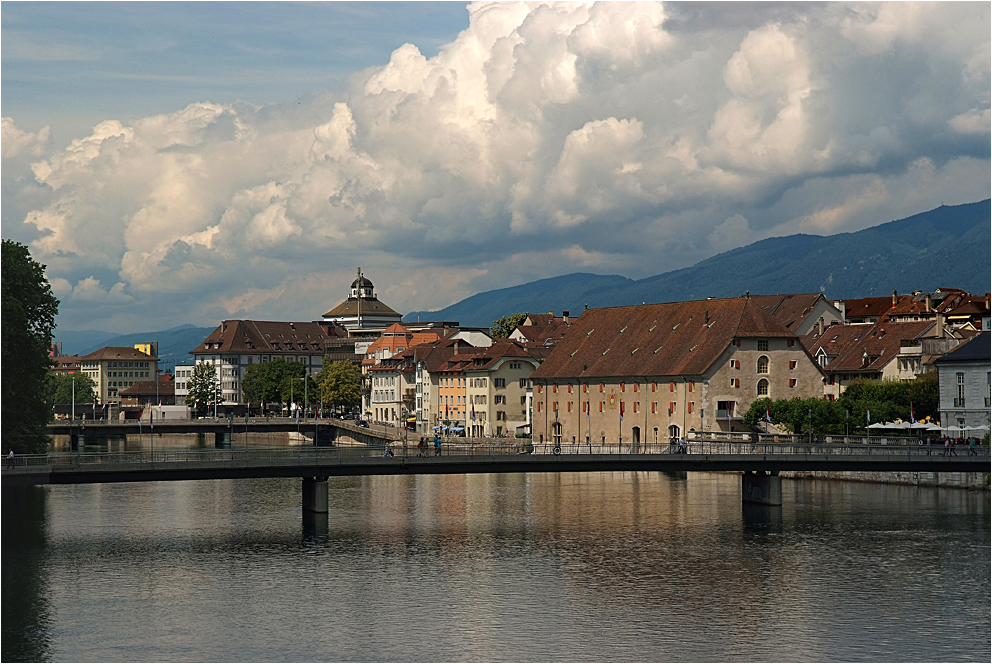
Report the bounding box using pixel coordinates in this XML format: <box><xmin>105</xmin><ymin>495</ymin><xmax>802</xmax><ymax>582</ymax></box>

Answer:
<box><xmin>5</xmin><ymin>439</ymin><xmax>987</xmax><ymax>510</ymax></box>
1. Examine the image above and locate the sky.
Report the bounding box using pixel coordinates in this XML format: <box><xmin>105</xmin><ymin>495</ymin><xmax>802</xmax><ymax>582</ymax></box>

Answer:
<box><xmin>2</xmin><ymin>1</ymin><xmax>989</xmax><ymax>334</ymax></box>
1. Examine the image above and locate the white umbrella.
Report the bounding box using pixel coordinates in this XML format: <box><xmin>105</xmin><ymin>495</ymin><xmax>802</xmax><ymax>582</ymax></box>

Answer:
<box><xmin>867</xmin><ymin>423</ymin><xmax>887</xmax><ymax>429</ymax></box>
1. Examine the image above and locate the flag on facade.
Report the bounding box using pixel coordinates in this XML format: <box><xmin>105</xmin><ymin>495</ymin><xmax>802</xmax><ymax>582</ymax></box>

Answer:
<box><xmin>866</xmin><ymin>403</ymin><xmax>871</xmax><ymax>424</ymax></box>
<box><xmin>910</xmin><ymin>403</ymin><xmax>915</xmax><ymax>424</ymax></box>
<box><xmin>150</xmin><ymin>407</ymin><xmax>154</xmax><ymax>430</ymax></box>
<box><xmin>620</xmin><ymin>401</ymin><xmax>624</xmax><ymax>421</ymax></box>
<box><xmin>471</xmin><ymin>403</ymin><xmax>475</xmax><ymax>421</ymax></box>
<box><xmin>766</xmin><ymin>403</ymin><xmax>772</xmax><ymax>422</ymax></box>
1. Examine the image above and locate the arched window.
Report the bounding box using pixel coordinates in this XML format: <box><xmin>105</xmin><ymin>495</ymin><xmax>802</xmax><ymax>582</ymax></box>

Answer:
<box><xmin>757</xmin><ymin>379</ymin><xmax>769</xmax><ymax>396</ymax></box>
<box><xmin>668</xmin><ymin>424</ymin><xmax>681</xmax><ymax>441</ymax></box>
<box><xmin>757</xmin><ymin>356</ymin><xmax>769</xmax><ymax>374</ymax></box>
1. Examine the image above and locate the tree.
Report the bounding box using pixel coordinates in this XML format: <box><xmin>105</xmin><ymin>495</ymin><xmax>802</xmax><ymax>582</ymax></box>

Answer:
<box><xmin>243</xmin><ymin>362</ymin><xmax>281</xmax><ymax>412</ymax></box>
<box><xmin>490</xmin><ymin>312</ymin><xmax>527</xmax><ymax>338</ymax></box>
<box><xmin>48</xmin><ymin>373</ymin><xmax>96</xmax><ymax>406</ymax></box>
<box><xmin>742</xmin><ymin>374</ymin><xmax>941</xmax><ymax>435</ymax></box>
<box><xmin>316</xmin><ymin>359</ymin><xmax>362</xmax><ymax>414</ymax></box>
<box><xmin>2</xmin><ymin>240</ymin><xmax>60</xmax><ymax>453</ymax></box>
<box><xmin>186</xmin><ymin>363</ymin><xmax>220</xmax><ymax>416</ymax></box>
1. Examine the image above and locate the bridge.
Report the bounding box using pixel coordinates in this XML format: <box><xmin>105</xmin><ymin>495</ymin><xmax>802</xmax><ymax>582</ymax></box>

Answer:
<box><xmin>5</xmin><ymin>438</ymin><xmax>988</xmax><ymax>510</ymax></box>
<box><xmin>45</xmin><ymin>417</ymin><xmax>399</xmax><ymax>447</ymax></box>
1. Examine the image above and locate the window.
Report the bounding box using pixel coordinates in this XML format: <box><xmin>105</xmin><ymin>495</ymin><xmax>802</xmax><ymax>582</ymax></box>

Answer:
<box><xmin>670</xmin><ymin>381</ymin><xmax>676</xmax><ymax>392</ymax></box>
<box><xmin>520</xmin><ymin>378</ymin><xmax>528</xmax><ymax>388</ymax></box>
<box><xmin>600</xmin><ymin>383</ymin><xmax>605</xmax><ymax>392</ymax></box>
<box><xmin>687</xmin><ymin>382</ymin><xmax>693</xmax><ymax>392</ymax></box>
<box><xmin>599</xmin><ymin>401</ymin><xmax>604</xmax><ymax>413</ymax></box>
<box><xmin>669</xmin><ymin>401</ymin><xmax>676</xmax><ymax>415</ymax></box>
<box><xmin>537</xmin><ymin>402</ymin><xmax>542</xmax><ymax>412</ymax></box>
<box><xmin>567</xmin><ymin>384</ymin><xmax>572</xmax><ymax>393</ymax></box>
<box><xmin>494</xmin><ymin>378</ymin><xmax>506</xmax><ymax>388</ymax></box>
<box><xmin>757</xmin><ymin>379</ymin><xmax>769</xmax><ymax>396</ymax></box>
<box><xmin>537</xmin><ymin>385</ymin><xmax>543</xmax><ymax>393</ymax></box>
<box><xmin>633</xmin><ymin>402</ymin><xmax>639</xmax><ymax>413</ymax></box>
<box><xmin>552</xmin><ymin>384</ymin><xmax>557</xmax><ymax>393</ymax></box>
<box><xmin>621</xmin><ymin>382</ymin><xmax>625</xmax><ymax>392</ymax></box>
<box><xmin>688</xmin><ymin>402</ymin><xmax>694</xmax><ymax>413</ymax></box>
<box><xmin>567</xmin><ymin>402</ymin><xmax>572</xmax><ymax>412</ymax></box>
<box><xmin>651</xmin><ymin>382</ymin><xmax>656</xmax><ymax>392</ymax></box>
<box><xmin>757</xmin><ymin>340</ymin><xmax>769</xmax><ymax>351</ymax></box>
<box><xmin>633</xmin><ymin>383</ymin><xmax>638</xmax><ymax>392</ymax></box>
<box><xmin>582</xmin><ymin>383</ymin><xmax>587</xmax><ymax>393</ymax></box>
<box><xmin>789</xmin><ymin>379</ymin><xmax>797</xmax><ymax>388</ymax></box>
<box><xmin>757</xmin><ymin>356</ymin><xmax>769</xmax><ymax>374</ymax></box>
<box><xmin>652</xmin><ymin>402</ymin><xmax>657</xmax><ymax>414</ymax></box>
<box><xmin>789</xmin><ymin>360</ymin><xmax>797</xmax><ymax>370</ymax></box>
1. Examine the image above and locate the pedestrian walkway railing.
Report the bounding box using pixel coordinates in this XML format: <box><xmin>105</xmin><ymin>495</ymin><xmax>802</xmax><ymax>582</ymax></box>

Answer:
<box><xmin>4</xmin><ymin>438</ymin><xmax>987</xmax><ymax>470</ymax></box>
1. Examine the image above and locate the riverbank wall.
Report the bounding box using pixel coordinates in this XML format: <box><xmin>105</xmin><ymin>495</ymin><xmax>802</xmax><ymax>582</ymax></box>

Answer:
<box><xmin>781</xmin><ymin>469</ymin><xmax>990</xmax><ymax>489</ymax></box>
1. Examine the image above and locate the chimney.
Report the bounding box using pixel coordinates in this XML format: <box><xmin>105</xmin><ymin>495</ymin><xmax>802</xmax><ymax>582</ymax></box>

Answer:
<box><xmin>453</xmin><ymin>340</ymin><xmax>460</xmax><ymax>354</ymax></box>
<box><xmin>562</xmin><ymin>310</ymin><xmax>569</xmax><ymax>319</ymax></box>
<box><xmin>936</xmin><ymin>313</ymin><xmax>945</xmax><ymax>337</ymax></box>
<box><xmin>892</xmin><ymin>290</ymin><xmax>898</xmax><ymax>307</ymax></box>
<box><xmin>925</xmin><ymin>293</ymin><xmax>932</xmax><ymax>313</ymax></box>
<box><xmin>817</xmin><ymin>317</ymin><xmax>824</xmax><ymax>336</ymax></box>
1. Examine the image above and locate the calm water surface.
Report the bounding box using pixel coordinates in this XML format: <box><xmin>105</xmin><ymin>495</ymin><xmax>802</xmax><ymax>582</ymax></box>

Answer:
<box><xmin>3</xmin><ymin>465</ymin><xmax>989</xmax><ymax>662</ymax></box>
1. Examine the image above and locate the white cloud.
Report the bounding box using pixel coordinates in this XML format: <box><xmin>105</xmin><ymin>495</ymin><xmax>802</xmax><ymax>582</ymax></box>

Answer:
<box><xmin>3</xmin><ymin>1</ymin><xmax>989</xmax><ymax>332</ymax></box>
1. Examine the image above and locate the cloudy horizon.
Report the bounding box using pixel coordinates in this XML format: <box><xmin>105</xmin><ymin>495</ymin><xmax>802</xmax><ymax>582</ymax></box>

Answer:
<box><xmin>2</xmin><ymin>1</ymin><xmax>989</xmax><ymax>334</ymax></box>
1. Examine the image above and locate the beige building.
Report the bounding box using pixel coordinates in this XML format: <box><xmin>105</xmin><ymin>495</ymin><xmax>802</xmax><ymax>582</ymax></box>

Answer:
<box><xmin>79</xmin><ymin>346</ymin><xmax>160</xmax><ymax>404</ymax></box>
<box><xmin>464</xmin><ymin>340</ymin><xmax>541</xmax><ymax>437</ymax></box>
<box><xmin>530</xmin><ymin>297</ymin><xmax>824</xmax><ymax>447</ymax></box>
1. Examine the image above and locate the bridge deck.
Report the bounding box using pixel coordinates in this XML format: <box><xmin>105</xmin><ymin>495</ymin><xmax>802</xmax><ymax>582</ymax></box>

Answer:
<box><xmin>4</xmin><ymin>442</ymin><xmax>988</xmax><ymax>487</ymax></box>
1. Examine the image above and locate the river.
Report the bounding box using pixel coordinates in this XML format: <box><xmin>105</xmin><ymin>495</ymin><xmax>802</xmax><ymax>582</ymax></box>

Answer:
<box><xmin>3</xmin><ymin>466</ymin><xmax>989</xmax><ymax>662</ymax></box>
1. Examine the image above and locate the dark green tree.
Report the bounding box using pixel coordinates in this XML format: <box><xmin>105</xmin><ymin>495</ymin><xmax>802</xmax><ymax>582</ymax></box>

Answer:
<box><xmin>186</xmin><ymin>363</ymin><xmax>220</xmax><ymax>416</ymax></box>
<box><xmin>490</xmin><ymin>312</ymin><xmax>528</xmax><ymax>338</ymax></box>
<box><xmin>2</xmin><ymin>241</ymin><xmax>59</xmax><ymax>453</ymax></box>
<box><xmin>48</xmin><ymin>372</ymin><xmax>96</xmax><ymax>406</ymax></box>
<box><xmin>242</xmin><ymin>362</ymin><xmax>281</xmax><ymax>411</ymax></box>
<box><xmin>316</xmin><ymin>359</ymin><xmax>362</xmax><ymax>414</ymax></box>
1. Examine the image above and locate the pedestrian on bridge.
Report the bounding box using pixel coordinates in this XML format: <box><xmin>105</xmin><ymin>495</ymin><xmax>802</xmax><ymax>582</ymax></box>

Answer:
<box><xmin>434</xmin><ymin>434</ymin><xmax>442</xmax><ymax>457</ymax></box>
<box><xmin>6</xmin><ymin>449</ymin><xmax>13</xmax><ymax>469</ymax></box>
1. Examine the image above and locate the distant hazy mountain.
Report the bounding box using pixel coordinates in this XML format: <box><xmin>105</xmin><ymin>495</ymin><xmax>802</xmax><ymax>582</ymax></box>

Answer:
<box><xmin>56</xmin><ymin>324</ymin><xmax>215</xmax><ymax>372</ymax></box>
<box><xmin>404</xmin><ymin>200</ymin><xmax>991</xmax><ymax>328</ymax></box>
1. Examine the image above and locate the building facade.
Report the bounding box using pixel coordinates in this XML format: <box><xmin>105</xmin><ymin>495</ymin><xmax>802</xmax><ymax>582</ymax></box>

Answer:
<box><xmin>79</xmin><ymin>347</ymin><xmax>160</xmax><ymax>404</ymax></box>
<box><xmin>530</xmin><ymin>297</ymin><xmax>824</xmax><ymax>447</ymax></box>
<box><xmin>934</xmin><ymin>332</ymin><xmax>991</xmax><ymax>434</ymax></box>
<box><xmin>190</xmin><ymin>320</ymin><xmax>329</xmax><ymax>405</ymax></box>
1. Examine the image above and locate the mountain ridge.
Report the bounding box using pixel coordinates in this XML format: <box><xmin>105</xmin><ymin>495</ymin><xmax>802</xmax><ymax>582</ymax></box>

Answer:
<box><xmin>405</xmin><ymin>200</ymin><xmax>991</xmax><ymax>327</ymax></box>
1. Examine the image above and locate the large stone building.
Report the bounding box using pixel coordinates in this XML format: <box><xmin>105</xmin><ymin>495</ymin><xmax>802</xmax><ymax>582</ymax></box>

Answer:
<box><xmin>530</xmin><ymin>297</ymin><xmax>824</xmax><ymax>447</ymax></box>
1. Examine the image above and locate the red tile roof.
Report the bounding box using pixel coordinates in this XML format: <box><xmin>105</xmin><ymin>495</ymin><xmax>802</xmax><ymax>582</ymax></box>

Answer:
<box><xmin>191</xmin><ymin>320</ymin><xmax>328</xmax><ymax>355</ymax></box>
<box><xmin>805</xmin><ymin>321</ymin><xmax>934</xmax><ymax>373</ymax></box>
<box><xmin>80</xmin><ymin>347</ymin><xmax>158</xmax><ymax>361</ymax></box>
<box><xmin>750</xmin><ymin>293</ymin><xmax>828</xmax><ymax>332</ymax></box>
<box><xmin>532</xmin><ymin>296</ymin><xmax>796</xmax><ymax>379</ymax></box>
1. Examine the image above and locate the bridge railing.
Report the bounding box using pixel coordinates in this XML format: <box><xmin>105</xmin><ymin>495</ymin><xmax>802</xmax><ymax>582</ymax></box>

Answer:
<box><xmin>4</xmin><ymin>438</ymin><xmax>987</xmax><ymax>470</ymax></box>
<box><xmin>529</xmin><ymin>440</ymin><xmax>989</xmax><ymax>458</ymax></box>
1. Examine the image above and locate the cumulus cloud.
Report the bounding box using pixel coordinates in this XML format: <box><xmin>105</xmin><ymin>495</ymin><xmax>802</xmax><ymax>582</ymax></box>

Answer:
<box><xmin>3</xmin><ymin>1</ymin><xmax>989</xmax><ymax>332</ymax></box>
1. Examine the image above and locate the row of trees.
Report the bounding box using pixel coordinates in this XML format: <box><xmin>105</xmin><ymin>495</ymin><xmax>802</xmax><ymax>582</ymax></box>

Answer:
<box><xmin>184</xmin><ymin>358</ymin><xmax>362</xmax><ymax>416</ymax></box>
<box><xmin>741</xmin><ymin>374</ymin><xmax>939</xmax><ymax>435</ymax></box>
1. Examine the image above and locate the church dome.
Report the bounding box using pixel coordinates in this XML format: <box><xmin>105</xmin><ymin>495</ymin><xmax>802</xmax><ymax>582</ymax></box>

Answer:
<box><xmin>351</xmin><ymin>274</ymin><xmax>374</xmax><ymax>289</ymax></box>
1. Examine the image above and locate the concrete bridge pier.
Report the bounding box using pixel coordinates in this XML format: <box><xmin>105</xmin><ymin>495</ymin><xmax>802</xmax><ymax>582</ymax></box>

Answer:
<box><xmin>214</xmin><ymin>431</ymin><xmax>232</xmax><ymax>448</ymax></box>
<box><xmin>302</xmin><ymin>477</ymin><xmax>329</xmax><ymax>513</ymax></box>
<box><xmin>742</xmin><ymin>470</ymin><xmax>782</xmax><ymax>506</ymax></box>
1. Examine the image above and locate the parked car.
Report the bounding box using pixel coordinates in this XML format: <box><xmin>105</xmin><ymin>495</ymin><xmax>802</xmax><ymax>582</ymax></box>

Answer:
<box><xmin>356</xmin><ymin>419</ymin><xmax>369</xmax><ymax>428</ymax></box>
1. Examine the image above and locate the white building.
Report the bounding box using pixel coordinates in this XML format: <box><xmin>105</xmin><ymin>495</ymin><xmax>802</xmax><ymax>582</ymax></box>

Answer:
<box><xmin>190</xmin><ymin>320</ymin><xmax>329</xmax><ymax>405</ymax></box>
<box><xmin>934</xmin><ymin>332</ymin><xmax>990</xmax><ymax>434</ymax></box>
